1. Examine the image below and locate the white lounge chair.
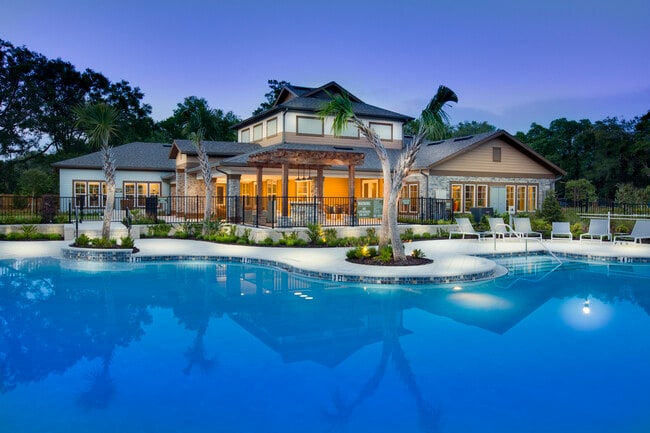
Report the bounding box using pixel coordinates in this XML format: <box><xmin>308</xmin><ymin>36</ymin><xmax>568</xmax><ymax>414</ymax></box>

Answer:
<box><xmin>449</xmin><ymin>217</ymin><xmax>491</xmax><ymax>240</ymax></box>
<box><xmin>489</xmin><ymin>217</ymin><xmax>516</xmax><ymax>239</ymax></box>
<box><xmin>613</xmin><ymin>220</ymin><xmax>650</xmax><ymax>244</ymax></box>
<box><xmin>551</xmin><ymin>222</ymin><xmax>573</xmax><ymax>241</ymax></box>
<box><xmin>513</xmin><ymin>217</ymin><xmax>542</xmax><ymax>239</ymax></box>
<box><xmin>579</xmin><ymin>219</ymin><xmax>611</xmax><ymax>242</ymax></box>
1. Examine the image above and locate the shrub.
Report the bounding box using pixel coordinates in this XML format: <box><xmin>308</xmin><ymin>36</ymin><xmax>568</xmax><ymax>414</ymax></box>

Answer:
<box><xmin>241</xmin><ymin>228</ymin><xmax>252</xmax><ymax>244</ymax></box>
<box><xmin>377</xmin><ymin>246</ymin><xmax>393</xmax><ymax>263</ymax></box>
<box><xmin>261</xmin><ymin>237</ymin><xmax>275</xmax><ymax>246</ymax></box>
<box><xmin>120</xmin><ymin>236</ymin><xmax>135</xmax><ymax>248</ymax></box>
<box><xmin>363</xmin><ymin>227</ymin><xmax>379</xmax><ymax>245</ymax></box>
<box><xmin>571</xmin><ymin>222</ymin><xmax>584</xmax><ymax>238</ymax></box>
<box><xmin>411</xmin><ymin>248</ymin><xmax>426</xmax><ymax>259</ymax></box>
<box><xmin>75</xmin><ymin>234</ymin><xmax>91</xmax><ymax>247</ymax></box>
<box><xmin>41</xmin><ymin>195</ymin><xmax>58</xmax><ymax>223</ymax></box>
<box><xmin>538</xmin><ymin>190</ymin><xmax>563</xmax><ymax>223</ymax></box>
<box><xmin>6</xmin><ymin>232</ymin><xmax>25</xmax><ymax>240</ymax></box>
<box><xmin>306</xmin><ymin>223</ymin><xmax>323</xmax><ymax>244</ymax></box>
<box><xmin>21</xmin><ymin>224</ymin><xmax>39</xmax><ymax>236</ymax></box>
<box><xmin>147</xmin><ymin>223</ymin><xmax>172</xmax><ymax>237</ymax></box>
<box><xmin>401</xmin><ymin>228</ymin><xmax>414</xmax><ymax>241</ymax></box>
<box><xmin>323</xmin><ymin>228</ymin><xmax>338</xmax><ymax>245</ymax></box>
<box><xmin>54</xmin><ymin>213</ymin><xmax>69</xmax><ymax>223</ymax></box>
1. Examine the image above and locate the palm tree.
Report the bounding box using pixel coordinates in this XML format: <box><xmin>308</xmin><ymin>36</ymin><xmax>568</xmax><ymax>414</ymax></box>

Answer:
<box><xmin>74</xmin><ymin>103</ymin><xmax>121</xmax><ymax>240</ymax></box>
<box><xmin>182</xmin><ymin>102</ymin><xmax>216</xmax><ymax>236</ymax></box>
<box><xmin>319</xmin><ymin>86</ymin><xmax>457</xmax><ymax>261</ymax></box>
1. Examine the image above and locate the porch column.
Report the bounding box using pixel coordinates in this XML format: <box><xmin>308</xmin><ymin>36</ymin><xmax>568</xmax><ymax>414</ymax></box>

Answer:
<box><xmin>226</xmin><ymin>174</ymin><xmax>241</xmax><ymax>222</ymax></box>
<box><xmin>256</xmin><ymin>166</ymin><xmax>264</xmax><ymax>224</ymax></box>
<box><xmin>348</xmin><ymin>165</ymin><xmax>355</xmax><ymax>224</ymax></box>
<box><xmin>315</xmin><ymin>166</ymin><xmax>324</xmax><ymax>199</ymax></box>
<box><xmin>347</xmin><ymin>165</ymin><xmax>355</xmax><ymax>198</ymax></box>
<box><xmin>256</xmin><ymin>167</ymin><xmax>263</xmax><ymax>197</ymax></box>
<box><xmin>281</xmin><ymin>163</ymin><xmax>289</xmax><ymax>217</ymax></box>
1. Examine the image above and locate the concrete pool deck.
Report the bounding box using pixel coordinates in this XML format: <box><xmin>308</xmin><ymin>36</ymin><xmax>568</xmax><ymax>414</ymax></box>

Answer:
<box><xmin>1</xmin><ymin>235</ymin><xmax>649</xmax><ymax>285</ymax></box>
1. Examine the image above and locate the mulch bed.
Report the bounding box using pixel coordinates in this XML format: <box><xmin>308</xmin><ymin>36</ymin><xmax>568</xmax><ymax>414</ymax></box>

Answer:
<box><xmin>346</xmin><ymin>256</ymin><xmax>433</xmax><ymax>266</ymax></box>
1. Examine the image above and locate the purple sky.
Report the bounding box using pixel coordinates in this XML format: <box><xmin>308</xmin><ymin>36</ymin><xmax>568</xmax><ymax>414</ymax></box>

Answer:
<box><xmin>3</xmin><ymin>0</ymin><xmax>649</xmax><ymax>133</ymax></box>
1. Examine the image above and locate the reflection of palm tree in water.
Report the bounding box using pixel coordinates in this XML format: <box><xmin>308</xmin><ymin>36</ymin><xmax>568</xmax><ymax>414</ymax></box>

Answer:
<box><xmin>324</xmin><ymin>297</ymin><xmax>443</xmax><ymax>432</ymax></box>
<box><xmin>183</xmin><ymin>322</ymin><xmax>216</xmax><ymax>375</ymax></box>
<box><xmin>78</xmin><ymin>350</ymin><xmax>115</xmax><ymax>410</ymax></box>
<box><xmin>182</xmin><ymin>283</ymin><xmax>217</xmax><ymax>376</ymax></box>
<box><xmin>78</xmin><ymin>288</ymin><xmax>116</xmax><ymax>410</ymax></box>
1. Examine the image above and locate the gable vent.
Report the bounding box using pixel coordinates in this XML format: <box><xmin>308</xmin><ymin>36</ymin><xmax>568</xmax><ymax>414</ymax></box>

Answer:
<box><xmin>453</xmin><ymin>135</ymin><xmax>474</xmax><ymax>142</ymax></box>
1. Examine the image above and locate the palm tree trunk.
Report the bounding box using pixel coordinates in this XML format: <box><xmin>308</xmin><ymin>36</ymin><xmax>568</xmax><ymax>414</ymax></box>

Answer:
<box><xmin>102</xmin><ymin>183</ymin><xmax>115</xmax><ymax>240</ymax></box>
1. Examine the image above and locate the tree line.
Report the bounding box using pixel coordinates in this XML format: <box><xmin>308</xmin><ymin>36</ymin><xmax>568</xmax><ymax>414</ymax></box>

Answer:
<box><xmin>1</xmin><ymin>38</ymin><xmax>648</xmax><ymax>201</ymax></box>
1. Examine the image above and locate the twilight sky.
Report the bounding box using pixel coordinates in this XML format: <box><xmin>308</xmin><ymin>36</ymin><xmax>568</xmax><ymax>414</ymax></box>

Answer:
<box><xmin>2</xmin><ymin>0</ymin><xmax>649</xmax><ymax>134</ymax></box>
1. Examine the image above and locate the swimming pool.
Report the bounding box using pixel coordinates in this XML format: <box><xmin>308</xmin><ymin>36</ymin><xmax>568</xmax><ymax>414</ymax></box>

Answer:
<box><xmin>1</xmin><ymin>257</ymin><xmax>649</xmax><ymax>432</ymax></box>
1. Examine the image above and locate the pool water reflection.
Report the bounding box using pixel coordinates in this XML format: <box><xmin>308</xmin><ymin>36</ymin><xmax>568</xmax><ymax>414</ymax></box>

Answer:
<box><xmin>1</xmin><ymin>257</ymin><xmax>649</xmax><ymax>432</ymax></box>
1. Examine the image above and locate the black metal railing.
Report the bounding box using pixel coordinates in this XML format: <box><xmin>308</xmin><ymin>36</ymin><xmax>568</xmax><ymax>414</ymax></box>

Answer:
<box><xmin>561</xmin><ymin>199</ymin><xmax>650</xmax><ymax>220</ymax></box>
<box><xmin>0</xmin><ymin>194</ymin><xmax>455</xmax><ymax>228</ymax></box>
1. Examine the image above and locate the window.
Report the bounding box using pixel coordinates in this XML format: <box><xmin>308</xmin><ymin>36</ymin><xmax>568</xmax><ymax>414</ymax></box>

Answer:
<box><xmin>296</xmin><ymin>180</ymin><xmax>310</xmax><ymax>198</ymax></box>
<box><xmin>506</xmin><ymin>185</ymin><xmax>515</xmax><ymax>210</ymax></box>
<box><xmin>335</xmin><ymin>121</ymin><xmax>359</xmax><ymax>138</ymax></box>
<box><xmin>493</xmin><ymin>147</ymin><xmax>501</xmax><ymax>162</ymax></box>
<box><xmin>122</xmin><ymin>181</ymin><xmax>162</xmax><ymax>207</ymax></box>
<box><xmin>527</xmin><ymin>185</ymin><xmax>538</xmax><ymax>211</ymax></box>
<box><xmin>516</xmin><ymin>186</ymin><xmax>526</xmax><ymax>212</ymax></box>
<box><xmin>369</xmin><ymin>122</ymin><xmax>393</xmax><ymax>141</ymax></box>
<box><xmin>297</xmin><ymin>116</ymin><xmax>323</xmax><ymax>136</ymax></box>
<box><xmin>74</xmin><ymin>182</ymin><xmax>86</xmax><ymax>195</ymax></box>
<box><xmin>451</xmin><ymin>184</ymin><xmax>462</xmax><ymax>212</ymax></box>
<box><xmin>266</xmin><ymin>118</ymin><xmax>278</xmax><ymax>137</ymax></box>
<box><xmin>477</xmin><ymin>185</ymin><xmax>488</xmax><ymax>207</ymax></box>
<box><xmin>253</xmin><ymin>123</ymin><xmax>263</xmax><ymax>141</ymax></box>
<box><xmin>241</xmin><ymin>128</ymin><xmax>250</xmax><ymax>143</ymax></box>
<box><xmin>216</xmin><ymin>184</ymin><xmax>226</xmax><ymax>205</ymax></box>
<box><xmin>266</xmin><ymin>180</ymin><xmax>277</xmax><ymax>197</ymax></box>
<box><xmin>400</xmin><ymin>183</ymin><xmax>419</xmax><ymax>213</ymax></box>
<box><xmin>464</xmin><ymin>185</ymin><xmax>475</xmax><ymax>212</ymax></box>
<box><xmin>362</xmin><ymin>180</ymin><xmax>379</xmax><ymax>198</ymax></box>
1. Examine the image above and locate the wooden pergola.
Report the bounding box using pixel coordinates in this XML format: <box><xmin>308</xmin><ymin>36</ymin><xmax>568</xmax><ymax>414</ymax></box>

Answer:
<box><xmin>247</xmin><ymin>148</ymin><xmax>365</xmax><ymax>217</ymax></box>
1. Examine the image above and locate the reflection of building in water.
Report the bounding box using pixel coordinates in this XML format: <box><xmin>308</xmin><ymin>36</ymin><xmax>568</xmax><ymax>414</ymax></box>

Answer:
<box><xmin>214</xmin><ymin>264</ymin><xmax>410</xmax><ymax>367</ymax></box>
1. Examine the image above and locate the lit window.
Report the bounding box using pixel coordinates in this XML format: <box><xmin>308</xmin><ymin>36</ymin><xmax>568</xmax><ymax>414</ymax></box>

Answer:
<box><xmin>527</xmin><ymin>185</ymin><xmax>538</xmax><ymax>211</ymax></box>
<box><xmin>517</xmin><ymin>186</ymin><xmax>526</xmax><ymax>212</ymax></box>
<box><xmin>451</xmin><ymin>184</ymin><xmax>462</xmax><ymax>212</ymax></box>
<box><xmin>477</xmin><ymin>185</ymin><xmax>488</xmax><ymax>207</ymax></box>
<box><xmin>464</xmin><ymin>185</ymin><xmax>475</xmax><ymax>212</ymax></box>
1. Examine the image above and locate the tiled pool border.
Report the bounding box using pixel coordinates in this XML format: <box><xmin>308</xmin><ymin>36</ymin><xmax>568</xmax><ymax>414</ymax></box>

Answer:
<box><xmin>61</xmin><ymin>246</ymin><xmax>650</xmax><ymax>285</ymax></box>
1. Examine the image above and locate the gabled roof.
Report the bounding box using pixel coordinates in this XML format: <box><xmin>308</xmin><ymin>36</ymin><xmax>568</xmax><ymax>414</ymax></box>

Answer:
<box><xmin>169</xmin><ymin>140</ymin><xmax>262</xmax><ymax>159</ymax></box>
<box><xmin>413</xmin><ymin>130</ymin><xmax>566</xmax><ymax>175</ymax></box>
<box><xmin>233</xmin><ymin>81</ymin><xmax>412</xmax><ymax>129</ymax></box>
<box><xmin>52</xmin><ymin>142</ymin><xmax>175</xmax><ymax>171</ymax></box>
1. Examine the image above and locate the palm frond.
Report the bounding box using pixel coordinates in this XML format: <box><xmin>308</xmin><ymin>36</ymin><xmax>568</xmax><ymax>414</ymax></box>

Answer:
<box><xmin>73</xmin><ymin>103</ymin><xmax>120</xmax><ymax>148</ymax></box>
<box><xmin>420</xmin><ymin>85</ymin><xmax>458</xmax><ymax>140</ymax></box>
<box><xmin>318</xmin><ymin>91</ymin><xmax>355</xmax><ymax>135</ymax></box>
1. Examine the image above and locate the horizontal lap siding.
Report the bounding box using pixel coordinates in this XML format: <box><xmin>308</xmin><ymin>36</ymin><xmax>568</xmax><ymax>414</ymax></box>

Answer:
<box><xmin>433</xmin><ymin>139</ymin><xmax>554</xmax><ymax>177</ymax></box>
<box><xmin>284</xmin><ymin>132</ymin><xmax>402</xmax><ymax>149</ymax></box>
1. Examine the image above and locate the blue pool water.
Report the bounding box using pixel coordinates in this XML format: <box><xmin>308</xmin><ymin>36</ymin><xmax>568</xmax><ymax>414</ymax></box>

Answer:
<box><xmin>1</xmin><ymin>257</ymin><xmax>649</xmax><ymax>432</ymax></box>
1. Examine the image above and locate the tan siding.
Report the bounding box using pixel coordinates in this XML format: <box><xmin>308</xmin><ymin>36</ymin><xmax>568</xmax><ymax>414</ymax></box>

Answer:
<box><xmin>285</xmin><ymin>132</ymin><xmax>402</xmax><ymax>149</ymax></box>
<box><xmin>434</xmin><ymin>138</ymin><xmax>554</xmax><ymax>176</ymax></box>
<box><xmin>256</xmin><ymin>134</ymin><xmax>283</xmax><ymax>147</ymax></box>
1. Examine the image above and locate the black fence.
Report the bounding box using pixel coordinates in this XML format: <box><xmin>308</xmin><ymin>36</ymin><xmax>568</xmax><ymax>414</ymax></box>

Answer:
<box><xmin>0</xmin><ymin>194</ymin><xmax>454</xmax><ymax>228</ymax></box>
<box><xmin>562</xmin><ymin>199</ymin><xmax>650</xmax><ymax>219</ymax></box>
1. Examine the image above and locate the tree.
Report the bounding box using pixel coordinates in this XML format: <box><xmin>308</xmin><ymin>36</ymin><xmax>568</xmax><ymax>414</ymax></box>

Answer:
<box><xmin>450</xmin><ymin>120</ymin><xmax>496</xmax><ymax>137</ymax></box>
<box><xmin>74</xmin><ymin>103</ymin><xmax>121</xmax><ymax>240</ymax></box>
<box><xmin>320</xmin><ymin>86</ymin><xmax>457</xmax><ymax>262</ymax></box>
<box><xmin>252</xmin><ymin>79</ymin><xmax>291</xmax><ymax>115</ymax></box>
<box><xmin>565</xmin><ymin>178</ymin><xmax>597</xmax><ymax>205</ymax></box>
<box><xmin>538</xmin><ymin>190</ymin><xmax>563</xmax><ymax>223</ymax></box>
<box><xmin>17</xmin><ymin>168</ymin><xmax>56</xmax><ymax>196</ymax></box>
<box><xmin>155</xmin><ymin>96</ymin><xmax>239</xmax><ymax>143</ymax></box>
<box><xmin>180</xmin><ymin>99</ymin><xmax>219</xmax><ymax>236</ymax></box>
<box><xmin>615</xmin><ymin>183</ymin><xmax>649</xmax><ymax>204</ymax></box>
